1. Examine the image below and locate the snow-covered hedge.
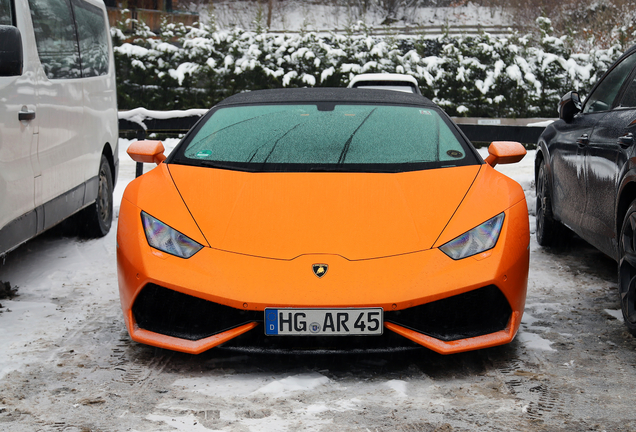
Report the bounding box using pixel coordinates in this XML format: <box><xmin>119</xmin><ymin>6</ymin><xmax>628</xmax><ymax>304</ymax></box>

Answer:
<box><xmin>112</xmin><ymin>18</ymin><xmax>624</xmax><ymax>117</ymax></box>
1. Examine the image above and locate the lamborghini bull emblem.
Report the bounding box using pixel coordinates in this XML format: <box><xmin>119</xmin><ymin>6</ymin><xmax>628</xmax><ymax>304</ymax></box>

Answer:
<box><xmin>312</xmin><ymin>264</ymin><xmax>328</xmax><ymax>278</ymax></box>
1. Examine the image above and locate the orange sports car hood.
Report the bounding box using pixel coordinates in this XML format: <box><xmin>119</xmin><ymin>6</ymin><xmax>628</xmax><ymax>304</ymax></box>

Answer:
<box><xmin>168</xmin><ymin>164</ymin><xmax>481</xmax><ymax>260</ymax></box>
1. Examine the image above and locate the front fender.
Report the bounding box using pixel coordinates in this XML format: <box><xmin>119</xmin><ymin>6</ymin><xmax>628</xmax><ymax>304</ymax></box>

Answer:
<box><xmin>535</xmin><ymin>124</ymin><xmax>559</xmax><ymax>217</ymax></box>
<box><xmin>614</xmin><ymin>162</ymin><xmax>636</xmax><ymax>259</ymax></box>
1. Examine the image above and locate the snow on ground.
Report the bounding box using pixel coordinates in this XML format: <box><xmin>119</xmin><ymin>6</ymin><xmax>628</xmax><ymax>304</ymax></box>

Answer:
<box><xmin>207</xmin><ymin>2</ymin><xmax>511</xmax><ymax>31</ymax></box>
<box><xmin>604</xmin><ymin>308</ymin><xmax>623</xmax><ymax>321</ymax></box>
<box><xmin>3</xmin><ymin>136</ymin><xmax>636</xmax><ymax>431</ymax></box>
<box><xmin>0</xmin><ymin>219</ymin><xmax>118</xmax><ymax>379</ymax></box>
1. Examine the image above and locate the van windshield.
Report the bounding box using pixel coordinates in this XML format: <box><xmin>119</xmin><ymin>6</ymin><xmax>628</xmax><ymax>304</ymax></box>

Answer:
<box><xmin>171</xmin><ymin>103</ymin><xmax>478</xmax><ymax>173</ymax></box>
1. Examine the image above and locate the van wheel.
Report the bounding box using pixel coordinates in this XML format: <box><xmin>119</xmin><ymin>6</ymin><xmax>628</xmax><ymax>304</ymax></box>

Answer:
<box><xmin>619</xmin><ymin>200</ymin><xmax>636</xmax><ymax>335</ymax></box>
<box><xmin>536</xmin><ymin>161</ymin><xmax>561</xmax><ymax>246</ymax></box>
<box><xmin>81</xmin><ymin>155</ymin><xmax>113</xmax><ymax>237</ymax></box>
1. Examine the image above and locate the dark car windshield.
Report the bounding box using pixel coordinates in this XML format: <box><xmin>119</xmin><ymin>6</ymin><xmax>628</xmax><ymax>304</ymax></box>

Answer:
<box><xmin>170</xmin><ymin>103</ymin><xmax>479</xmax><ymax>172</ymax></box>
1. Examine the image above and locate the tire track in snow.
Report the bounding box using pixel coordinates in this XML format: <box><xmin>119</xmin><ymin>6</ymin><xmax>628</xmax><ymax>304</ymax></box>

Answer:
<box><xmin>490</xmin><ymin>356</ymin><xmax>569</xmax><ymax>424</ymax></box>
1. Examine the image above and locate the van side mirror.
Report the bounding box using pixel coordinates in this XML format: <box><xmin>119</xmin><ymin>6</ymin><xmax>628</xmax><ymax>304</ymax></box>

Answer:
<box><xmin>485</xmin><ymin>141</ymin><xmax>526</xmax><ymax>168</ymax></box>
<box><xmin>558</xmin><ymin>91</ymin><xmax>581</xmax><ymax>122</ymax></box>
<box><xmin>0</xmin><ymin>25</ymin><xmax>23</xmax><ymax>77</ymax></box>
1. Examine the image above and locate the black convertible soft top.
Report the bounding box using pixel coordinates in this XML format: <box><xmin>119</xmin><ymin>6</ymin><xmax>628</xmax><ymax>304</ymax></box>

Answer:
<box><xmin>215</xmin><ymin>87</ymin><xmax>435</xmax><ymax>108</ymax></box>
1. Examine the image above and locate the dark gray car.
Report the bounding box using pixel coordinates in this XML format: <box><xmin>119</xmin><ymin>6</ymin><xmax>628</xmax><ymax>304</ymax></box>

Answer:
<box><xmin>536</xmin><ymin>44</ymin><xmax>636</xmax><ymax>333</ymax></box>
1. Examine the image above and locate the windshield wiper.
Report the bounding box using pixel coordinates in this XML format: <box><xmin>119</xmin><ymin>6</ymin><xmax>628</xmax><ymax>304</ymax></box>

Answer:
<box><xmin>196</xmin><ymin>160</ymin><xmax>256</xmax><ymax>172</ymax></box>
<box><xmin>258</xmin><ymin>123</ymin><xmax>300</xmax><ymax>166</ymax></box>
<box><xmin>309</xmin><ymin>166</ymin><xmax>351</xmax><ymax>172</ymax></box>
<box><xmin>337</xmin><ymin>108</ymin><xmax>377</xmax><ymax>164</ymax></box>
<box><xmin>309</xmin><ymin>165</ymin><xmax>402</xmax><ymax>173</ymax></box>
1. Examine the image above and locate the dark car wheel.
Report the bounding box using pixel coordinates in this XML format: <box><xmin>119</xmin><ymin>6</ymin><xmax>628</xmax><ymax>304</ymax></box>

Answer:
<box><xmin>619</xmin><ymin>200</ymin><xmax>636</xmax><ymax>335</ymax></box>
<box><xmin>80</xmin><ymin>155</ymin><xmax>113</xmax><ymax>237</ymax></box>
<box><xmin>536</xmin><ymin>161</ymin><xmax>561</xmax><ymax>246</ymax></box>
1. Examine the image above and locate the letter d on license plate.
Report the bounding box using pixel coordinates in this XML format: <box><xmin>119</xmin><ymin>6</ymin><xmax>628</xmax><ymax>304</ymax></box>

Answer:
<box><xmin>264</xmin><ymin>308</ymin><xmax>383</xmax><ymax>336</ymax></box>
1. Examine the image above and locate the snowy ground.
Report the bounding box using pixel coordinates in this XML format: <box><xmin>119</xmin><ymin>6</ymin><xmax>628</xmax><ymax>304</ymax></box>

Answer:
<box><xmin>1</xmin><ymin>139</ymin><xmax>635</xmax><ymax>431</ymax></box>
<box><xmin>205</xmin><ymin>2</ymin><xmax>511</xmax><ymax>32</ymax></box>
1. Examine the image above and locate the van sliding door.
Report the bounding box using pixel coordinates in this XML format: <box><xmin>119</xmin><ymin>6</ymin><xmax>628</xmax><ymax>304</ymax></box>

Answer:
<box><xmin>28</xmin><ymin>0</ymin><xmax>86</xmax><ymax>230</ymax></box>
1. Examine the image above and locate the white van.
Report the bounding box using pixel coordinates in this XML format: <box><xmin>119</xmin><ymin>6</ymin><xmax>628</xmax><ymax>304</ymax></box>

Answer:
<box><xmin>0</xmin><ymin>0</ymin><xmax>118</xmax><ymax>256</ymax></box>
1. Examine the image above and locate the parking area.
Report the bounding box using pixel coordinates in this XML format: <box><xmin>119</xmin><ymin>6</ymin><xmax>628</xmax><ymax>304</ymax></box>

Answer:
<box><xmin>0</xmin><ymin>142</ymin><xmax>634</xmax><ymax>431</ymax></box>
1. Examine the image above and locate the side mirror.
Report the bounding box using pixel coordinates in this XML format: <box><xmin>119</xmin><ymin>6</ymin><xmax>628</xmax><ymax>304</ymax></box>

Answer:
<box><xmin>558</xmin><ymin>91</ymin><xmax>581</xmax><ymax>122</ymax></box>
<box><xmin>0</xmin><ymin>25</ymin><xmax>23</xmax><ymax>77</ymax></box>
<box><xmin>485</xmin><ymin>141</ymin><xmax>526</xmax><ymax>168</ymax></box>
<box><xmin>127</xmin><ymin>140</ymin><xmax>166</xmax><ymax>177</ymax></box>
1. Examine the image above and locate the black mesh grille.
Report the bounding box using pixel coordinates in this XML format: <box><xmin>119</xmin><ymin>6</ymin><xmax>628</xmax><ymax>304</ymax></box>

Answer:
<box><xmin>132</xmin><ymin>284</ymin><xmax>511</xmax><ymax>346</ymax></box>
<box><xmin>132</xmin><ymin>284</ymin><xmax>261</xmax><ymax>341</ymax></box>
<box><xmin>384</xmin><ymin>285</ymin><xmax>511</xmax><ymax>341</ymax></box>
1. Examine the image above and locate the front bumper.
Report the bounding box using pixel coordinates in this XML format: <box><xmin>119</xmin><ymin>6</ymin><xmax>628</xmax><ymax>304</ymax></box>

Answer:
<box><xmin>117</xmin><ymin>197</ymin><xmax>529</xmax><ymax>355</ymax></box>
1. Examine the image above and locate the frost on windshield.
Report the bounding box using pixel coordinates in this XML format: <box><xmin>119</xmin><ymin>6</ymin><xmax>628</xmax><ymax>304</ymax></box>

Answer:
<box><xmin>183</xmin><ymin>104</ymin><xmax>466</xmax><ymax>168</ymax></box>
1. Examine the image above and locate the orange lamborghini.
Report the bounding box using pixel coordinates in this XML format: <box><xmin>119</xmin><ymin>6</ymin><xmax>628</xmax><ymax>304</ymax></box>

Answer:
<box><xmin>117</xmin><ymin>88</ymin><xmax>529</xmax><ymax>355</ymax></box>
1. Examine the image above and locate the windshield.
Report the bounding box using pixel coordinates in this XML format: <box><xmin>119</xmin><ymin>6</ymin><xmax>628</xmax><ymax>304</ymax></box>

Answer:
<box><xmin>170</xmin><ymin>103</ymin><xmax>479</xmax><ymax>172</ymax></box>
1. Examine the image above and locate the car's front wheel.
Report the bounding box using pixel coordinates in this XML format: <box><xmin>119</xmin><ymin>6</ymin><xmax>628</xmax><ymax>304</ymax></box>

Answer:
<box><xmin>618</xmin><ymin>200</ymin><xmax>636</xmax><ymax>335</ymax></box>
<box><xmin>536</xmin><ymin>161</ymin><xmax>561</xmax><ymax>246</ymax></box>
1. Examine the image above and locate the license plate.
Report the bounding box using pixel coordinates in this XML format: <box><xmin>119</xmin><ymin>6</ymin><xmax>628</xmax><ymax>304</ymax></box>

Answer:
<box><xmin>264</xmin><ymin>308</ymin><xmax>383</xmax><ymax>336</ymax></box>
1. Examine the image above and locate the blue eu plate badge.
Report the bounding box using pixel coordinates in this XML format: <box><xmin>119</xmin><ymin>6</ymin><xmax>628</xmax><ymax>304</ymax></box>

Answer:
<box><xmin>265</xmin><ymin>309</ymin><xmax>279</xmax><ymax>335</ymax></box>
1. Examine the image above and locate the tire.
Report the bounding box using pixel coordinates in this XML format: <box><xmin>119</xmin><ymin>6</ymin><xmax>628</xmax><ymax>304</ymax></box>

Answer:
<box><xmin>618</xmin><ymin>200</ymin><xmax>636</xmax><ymax>335</ymax></box>
<box><xmin>80</xmin><ymin>155</ymin><xmax>113</xmax><ymax>238</ymax></box>
<box><xmin>535</xmin><ymin>161</ymin><xmax>562</xmax><ymax>246</ymax></box>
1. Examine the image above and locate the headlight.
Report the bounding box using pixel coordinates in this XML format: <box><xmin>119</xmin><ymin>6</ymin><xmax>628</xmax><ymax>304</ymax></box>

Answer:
<box><xmin>141</xmin><ymin>212</ymin><xmax>203</xmax><ymax>258</ymax></box>
<box><xmin>440</xmin><ymin>213</ymin><xmax>505</xmax><ymax>260</ymax></box>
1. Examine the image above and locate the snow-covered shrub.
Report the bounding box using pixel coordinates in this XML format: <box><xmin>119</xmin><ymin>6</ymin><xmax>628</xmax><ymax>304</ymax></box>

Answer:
<box><xmin>112</xmin><ymin>16</ymin><xmax>626</xmax><ymax>117</ymax></box>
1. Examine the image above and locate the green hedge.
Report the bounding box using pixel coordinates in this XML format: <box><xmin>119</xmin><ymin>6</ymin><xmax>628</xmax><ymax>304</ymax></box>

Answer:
<box><xmin>112</xmin><ymin>17</ymin><xmax>624</xmax><ymax>117</ymax></box>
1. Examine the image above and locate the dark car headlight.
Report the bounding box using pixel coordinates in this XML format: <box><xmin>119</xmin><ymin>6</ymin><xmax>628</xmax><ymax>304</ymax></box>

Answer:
<box><xmin>440</xmin><ymin>213</ymin><xmax>505</xmax><ymax>260</ymax></box>
<box><xmin>141</xmin><ymin>212</ymin><xmax>203</xmax><ymax>258</ymax></box>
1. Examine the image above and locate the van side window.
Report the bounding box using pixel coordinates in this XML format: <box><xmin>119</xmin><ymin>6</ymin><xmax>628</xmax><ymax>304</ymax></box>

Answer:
<box><xmin>72</xmin><ymin>0</ymin><xmax>109</xmax><ymax>77</ymax></box>
<box><xmin>0</xmin><ymin>0</ymin><xmax>13</xmax><ymax>25</ymax></box>
<box><xmin>28</xmin><ymin>0</ymin><xmax>81</xmax><ymax>79</ymax></box>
